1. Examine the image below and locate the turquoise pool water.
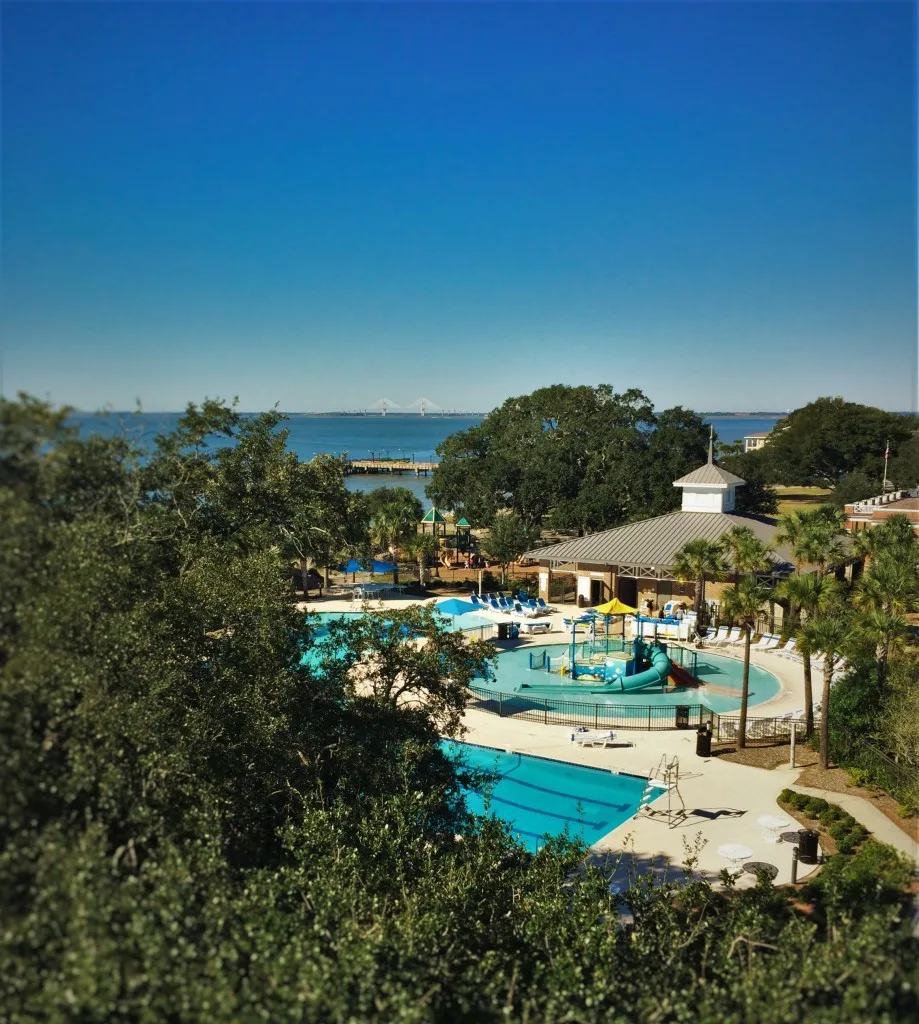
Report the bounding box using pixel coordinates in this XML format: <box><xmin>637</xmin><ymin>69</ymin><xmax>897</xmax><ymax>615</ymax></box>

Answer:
<box><xmin>443</xmin><ymin>740</ymin><xmax>650</xmax><ymax>852</ymax></box>
<box><xmin>483</xmin><ymin>644</ymin><xmax>782</xmax><ymax>714</ymax></box>
<box><xmin>308</xmin><ymin>610</ymin><xmax>495</xmax><ymax>635</ymax></box>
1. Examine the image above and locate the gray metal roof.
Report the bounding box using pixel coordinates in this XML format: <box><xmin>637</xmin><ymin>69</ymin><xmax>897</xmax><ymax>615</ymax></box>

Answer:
<box><xmin>523</xmin><ymin>511</ymin><xmax>795</xmax><ymax>572</ymax></box>
<box><xmin>672</xmin><ymin>462</ymin><xmax>746</xmax><ymax>488</ymax></box>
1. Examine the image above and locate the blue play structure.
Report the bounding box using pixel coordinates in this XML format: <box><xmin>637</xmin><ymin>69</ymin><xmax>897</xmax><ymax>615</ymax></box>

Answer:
<box><xmin>601</xmin><ymin>639</ymin><xmax>672</xmax><ymax>692</ymax></box>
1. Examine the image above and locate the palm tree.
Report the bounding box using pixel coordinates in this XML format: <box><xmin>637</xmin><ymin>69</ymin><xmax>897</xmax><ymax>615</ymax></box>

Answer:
<box><xmin>720</xmin><ymin>526</ymin><xmax>762</xmax><ymax>577</ymax></box>
<box><xmin>720</xmin><ymin>576</ymin><xmax>774</xmax><ymax>748</ymax></box>
<box><xmin>404</xmin><ymin>533</ymin><xmax>439</xmax><ymax>588</ymax></box>
<box><xmin>672</xmin><ymin>539</ymin><xmax>727</xmax><ymax>621</ymax></box>
<box><xmin>855</xmin><ymin>606</ymin><xmax>909</xmax><ymax>688</ymax></box>
<box><xmin>372</xmin><ymin>503</ymin><xmax>417</xmax><ymax>558</ymax></box>
<box><xmin>855</xmin><ymin>557</ymin><xmax>919</xmax><ymax>618</ymax></box>
<box><xmin>774</xmin><ymin>573</ymin><xmax>842</xmax><ymax>738</ymax></box>
<box><xmin>800</xmin><ymin>612</ymin><xmax>856</xmax><ymax>770</ymax></box>
<box><xmin>776</xmin><ymin>507</ymin><xmax>846</xmax><ymax>578</ymax></box>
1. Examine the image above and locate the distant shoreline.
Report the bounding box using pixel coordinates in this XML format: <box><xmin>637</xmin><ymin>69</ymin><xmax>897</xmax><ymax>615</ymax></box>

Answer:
<box><xmin>69</xmin><ymin>410</ymin><xmax>789</xmax><ymax>418</ymax></box>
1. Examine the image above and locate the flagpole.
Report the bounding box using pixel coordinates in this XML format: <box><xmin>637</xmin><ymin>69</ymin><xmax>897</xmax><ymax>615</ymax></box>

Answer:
<box><xmin>883</xmin><ymin>438</ymin><xmax>890</xmax><ymax>490</ymax></box>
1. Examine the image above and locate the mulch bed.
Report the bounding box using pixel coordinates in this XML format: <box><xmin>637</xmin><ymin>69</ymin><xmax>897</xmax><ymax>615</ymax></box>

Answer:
<box><xmin>713</xmin><ymin>744</ymin><xmax>819</xmax><ymax>771</ymax></box>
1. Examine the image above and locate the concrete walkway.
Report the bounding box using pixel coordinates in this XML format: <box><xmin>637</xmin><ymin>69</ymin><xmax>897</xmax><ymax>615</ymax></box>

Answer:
<box><xmin>789</xmin><ymin>783</ymin><xmax>918</xmax><ymax>863</ymax></box>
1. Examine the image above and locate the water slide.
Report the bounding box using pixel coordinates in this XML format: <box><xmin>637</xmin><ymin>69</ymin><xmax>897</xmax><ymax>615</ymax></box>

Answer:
<box><xmin>597</xmin><ymin>642</ymin><xmax>673</xmax><ymax>692</ymax></box>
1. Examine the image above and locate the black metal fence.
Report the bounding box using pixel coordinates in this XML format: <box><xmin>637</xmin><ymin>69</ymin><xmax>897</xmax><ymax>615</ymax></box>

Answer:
<box><xmin>466</xmin><ymin>683</ymin><xmax>806</xmax><ymax>747</ymax></box>
<box><xmin>831</xmin><ymin>737</ymin><xmax>919</xmax><ymax>811</ymax></box>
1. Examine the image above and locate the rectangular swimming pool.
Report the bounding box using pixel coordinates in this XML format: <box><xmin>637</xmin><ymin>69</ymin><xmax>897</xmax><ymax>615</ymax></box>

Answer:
<box><xmin>443</xmin><ymin>740</ymin><xmax>652</xmax><ymax>852</ymax></box>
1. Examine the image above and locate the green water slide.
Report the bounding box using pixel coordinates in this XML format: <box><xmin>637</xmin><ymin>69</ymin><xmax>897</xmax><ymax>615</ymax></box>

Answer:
<box><xmin>600</xmin><ymin>640</ymin><xmax>672</xmax><ymax>692</ymax></box>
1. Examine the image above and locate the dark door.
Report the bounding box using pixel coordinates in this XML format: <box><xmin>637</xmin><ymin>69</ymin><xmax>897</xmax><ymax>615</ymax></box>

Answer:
<box><xmin>590</xmin><ymin>579</ymin><xmax>604</xmax><ymax>605</ymax></box>
<box><xmin>618</xmin><ymin>578</ymin><xmax>637</xmax><ymax>606</ymax></box>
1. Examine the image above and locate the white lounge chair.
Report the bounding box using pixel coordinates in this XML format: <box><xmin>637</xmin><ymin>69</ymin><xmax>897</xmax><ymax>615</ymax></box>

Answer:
<box><xmin>753</xmin><ymin>634</ymin><xmax>779</xmax><ymax>652</ymax></box>
<box><xmin>724</xmin><ymin>629</ymin><xmax>747</xmax><ymax>647</ymax></box>
<box><xmin>715</xmin><ymin>627</ymin><xmax>742</xmax><ymax>647</ymax></box>
<box><xmin>771</xmin><ymin>639</ymin><xmax>797</xmax><ymax>658</ymax></box>
<box><xmin>708</xmin><ymin>626</ymin><xmax>729</xmax><ymax>645</ymax></box>
<box><xmin>570</xmin><ymin>728</ymin><xmax>618</xmax><ymax>748</ymax></box>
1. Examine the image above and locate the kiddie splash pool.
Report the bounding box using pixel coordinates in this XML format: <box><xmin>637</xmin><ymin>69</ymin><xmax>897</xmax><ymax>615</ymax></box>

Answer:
<box><xmin>480</xmin><ymin>643</ymin><xmax>782</xmax><ymax>715</ymax></box>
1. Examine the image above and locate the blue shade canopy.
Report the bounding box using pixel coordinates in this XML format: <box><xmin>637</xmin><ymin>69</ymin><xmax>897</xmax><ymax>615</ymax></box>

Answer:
<box><xmin>435</xmin><ymin>598</ymin><xmax>480</xmax><ymax>617</ymax></box>
<box><xmin>338</xmin><ymin>558</ymin><xmax>364</xmax><ymax>574</ymax></box>
<box><xmin>371</xmin><ymin>559</ymin><xmax>397</xmax><ymax>573</ymax></box>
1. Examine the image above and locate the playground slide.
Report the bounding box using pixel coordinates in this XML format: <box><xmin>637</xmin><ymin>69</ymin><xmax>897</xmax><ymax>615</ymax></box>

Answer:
<box><xmin>600</xmin><ymin>643</ymin><xmax>673</xmax><ymax>692</ymax></box>
<box><xmin>667</xmin><ymin>662</ymin><xmax>702</xmax><ymax>689</ymax></box>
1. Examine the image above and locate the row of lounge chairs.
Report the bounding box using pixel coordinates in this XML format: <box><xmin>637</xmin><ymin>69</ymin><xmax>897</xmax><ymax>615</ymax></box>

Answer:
<box><xmin>698</xmin><ymin>627</ymin><xmax>847</xmax><ymax>674</ymax></box>
<box><xmin>470</xmin><ymin>593</ymin><xmax>555</xmax><ymax>616</ymax></box>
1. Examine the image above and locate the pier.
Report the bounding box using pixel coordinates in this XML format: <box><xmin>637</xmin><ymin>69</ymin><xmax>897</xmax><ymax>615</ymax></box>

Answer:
<box><xmin>345</xmin><ymin>458</ymin><xmax>438</xmax><ymax>476</ymax></box>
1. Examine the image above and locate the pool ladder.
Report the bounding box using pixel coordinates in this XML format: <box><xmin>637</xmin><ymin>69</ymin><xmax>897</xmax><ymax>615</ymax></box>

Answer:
<box><xmin>637</xmin><ymin>755</ymin><xmax>686</xmax><ymax>827</ymax></box>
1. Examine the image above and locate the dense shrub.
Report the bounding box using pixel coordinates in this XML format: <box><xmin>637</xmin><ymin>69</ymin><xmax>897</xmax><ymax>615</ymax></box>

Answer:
<box><xmin>804</xmin><ymin>797</ymin><xmax>829</xmax><ymax>818</ymax></box>
<box><xmin>806</xmin><ymin>840</ymin><xmax>914</xmax><ymax>912</ymax></box>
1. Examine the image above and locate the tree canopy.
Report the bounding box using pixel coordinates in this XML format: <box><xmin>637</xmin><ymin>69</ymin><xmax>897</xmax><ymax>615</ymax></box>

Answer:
<box><xmin>759</xmin><ymin>398</ymin><xmax>916</xmax><ymax>488</ymax></box>
<box><xmin>426</xmin><ymin>385</ymin><xmax>710</xmax><ymax>533</ymax></box>
<box><xmin>2</xmin><ymin>394</ymin><xmax>917</xmax><ymax>1021</ymax></box>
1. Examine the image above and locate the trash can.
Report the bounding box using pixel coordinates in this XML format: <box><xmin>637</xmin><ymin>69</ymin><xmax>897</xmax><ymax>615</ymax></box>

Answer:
<box><xmin>696</xmin><ymin>723</ymin><xmax>712</xmax><ymax>757</ymax></box>
<box><xmin>675</xmin><ymin>705</ymin><xmax>691</xmax><ymax>729</ymax></box>
<box><xmin>497</xmin><ymin>622</ymin><xmax>509</xmax><ymax>641</ymax></box>
<box><xmin>508</xmin><ymin>623</ymin><xmax>520</xmax><ymax>640</ymax></box>
<box><xmin>797</xmin><ymin>829</ymin><xmax>819</xmax><ymax>864</ymax></box>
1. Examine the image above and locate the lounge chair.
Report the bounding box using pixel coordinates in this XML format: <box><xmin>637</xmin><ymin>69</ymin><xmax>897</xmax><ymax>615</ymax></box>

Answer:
<box><xmin>569</xmin><ymin>728</ymin><xmax>618</xmax><ymax>748</ymax></box>
<box><xmin>724</xmin><ymin>629</ymin><xmax>747</xmax><ymax>647</ymax></box>
<box><xmin>714</xmin><ymin>627</ymin><xmax>741</xmax><ymax>647</ymax></box>
<box><xmin>771</xmin><ymin>639</ymin><xmax>797</xmax><ymax>658</ymax></box>
<box><xmin>708</xmin><ymin>626</ymin><xmax>729</xmax><ymax>645</ymax></box>
<box><xmin>536</xmin><ymin>597</ymin><xmax>555</xmax><ymax>612</ymax></box>
<box><xmin>513</xmin><ymin>601</ymin><xmax>540</xmax><ymax>618</ymax></box>
<box><xmin>753</xmin><ymin>633</ymin><xmax>778</xmax><ymax>652</ymax></box>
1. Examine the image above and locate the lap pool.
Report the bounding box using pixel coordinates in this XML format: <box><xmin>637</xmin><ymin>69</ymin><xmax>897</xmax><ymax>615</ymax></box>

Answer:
<box><xmin>443</xmin><ymin>740</ymin><xmax>651</xmax><ymax>852</ymax></box>
<box><xmin>481</xmin><ymin>644</ymin><xmax>782</xmax><ymax>715</ymax></box>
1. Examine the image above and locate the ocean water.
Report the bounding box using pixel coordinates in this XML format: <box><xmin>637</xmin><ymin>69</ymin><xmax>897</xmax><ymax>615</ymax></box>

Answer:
<box><xmin>67</xmin><ymin>411</ymin><xmax>782</xmax><ymax>500</ymax></box>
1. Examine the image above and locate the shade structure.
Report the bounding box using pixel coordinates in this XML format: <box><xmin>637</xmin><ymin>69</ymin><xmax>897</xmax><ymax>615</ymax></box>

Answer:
<box><xmin>338</xmin><ymin>558</ymin><xmax>365</xmax><ymax>575</ymax></box>
<box><xmin>435</xmin><ymin>598</ymin><xmax>480</xmax><ymax>617</ymax></box>
<box><xmin>593</xmin><ymin>598</ymin><xmax>639</xmax><ymax>616</ymax></box>
<box><xmin>371</xmin><ymin>559</ymin><xmax>397</xmax><ymax>574</ymax></box>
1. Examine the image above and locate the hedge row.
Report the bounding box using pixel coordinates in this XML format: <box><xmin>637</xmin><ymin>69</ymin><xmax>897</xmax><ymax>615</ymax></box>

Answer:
<box><xmin>778</xmin><ymin>789</ymin><xmax>870</xmax><ymax>854</ymax></box>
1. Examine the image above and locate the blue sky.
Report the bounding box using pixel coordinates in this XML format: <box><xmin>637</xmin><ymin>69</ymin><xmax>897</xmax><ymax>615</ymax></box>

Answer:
<box><xmin>2</xmin><ymin>2</ymin><xmax>916</xmax><ymax>412</ymax></box>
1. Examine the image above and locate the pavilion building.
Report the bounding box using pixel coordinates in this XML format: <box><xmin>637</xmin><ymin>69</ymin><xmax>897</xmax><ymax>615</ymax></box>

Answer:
<box><xmin>523</xmin><ymin>455</ymin><xmax>795</xmax><ymax>612</ymax></box>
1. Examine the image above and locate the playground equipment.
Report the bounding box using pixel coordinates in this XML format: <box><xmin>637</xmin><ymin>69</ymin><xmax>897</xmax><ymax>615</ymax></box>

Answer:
<box><xmin>637</xmin><ymin>755</ymin><xmax>686</xmax><ymax>827</ymax></box>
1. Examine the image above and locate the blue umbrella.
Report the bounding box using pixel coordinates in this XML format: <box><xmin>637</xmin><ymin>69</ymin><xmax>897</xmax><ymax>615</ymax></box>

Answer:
<box><xmin>339</xmin><ymin>558</ymin><xmax>364</xmax><ymax>575</ymax></box>
<box><xmin>435</xmin><ymin>598</ymin><xmax>480</xmax><ymax>617</ymax></box>
<box><xmin>371</xmin><ymin>559</ymin><xmax>397</xmax><ymax>574</ymax></box>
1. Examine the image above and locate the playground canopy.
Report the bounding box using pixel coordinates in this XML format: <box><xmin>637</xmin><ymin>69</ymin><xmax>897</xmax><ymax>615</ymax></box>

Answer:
<box><xmin>593</xmin><ymin>598</ymin><xmax>638</xmax><ymax>616</ymax></box>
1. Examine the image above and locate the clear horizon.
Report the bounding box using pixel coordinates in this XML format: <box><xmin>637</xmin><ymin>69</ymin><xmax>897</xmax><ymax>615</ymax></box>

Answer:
<box><xmin>3</xmin><ymin>3</ymin><xmax>917</xmax><ymax>413</ymax></box>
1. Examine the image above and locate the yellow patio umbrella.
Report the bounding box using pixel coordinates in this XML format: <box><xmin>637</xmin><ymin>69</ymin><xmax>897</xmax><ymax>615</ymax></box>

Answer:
<box><xmin>593</xmin><ymin>598</ymin><xmax>638</xmax><ymax>616</ymax></box>
<box><xmin>592</xmin><ymin>598</ymin><xmax>639</xmax><ymax>650</ymax></box>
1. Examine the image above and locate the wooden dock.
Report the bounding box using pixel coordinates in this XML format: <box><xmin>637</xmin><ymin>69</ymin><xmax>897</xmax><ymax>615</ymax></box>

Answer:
<box><xmin>345</xmin><ymin>459</ymin><xmax>439</xmax><ymax>476</ymax></box>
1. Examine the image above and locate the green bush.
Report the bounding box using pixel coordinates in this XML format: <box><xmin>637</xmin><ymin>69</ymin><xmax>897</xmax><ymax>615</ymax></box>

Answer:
<box><xmin>807</xmin><ymin>840</ymin><xmax>913</xmax><ymax>910</ymax></box>
<box><xmin>846</xmin><ymin>767</ymin><xmax>873</xmax><ymax>789</ymax></box>
<box><xmin>804</xmin><ymin>796</ymin><xmax>829</xmax><ymax>818</ymax></box>
<box><xmin>779</xmin><ymin>788</ymin><xmax>799</xmax><ymax>806</ymax></box>
<box><xmin>818</xmin><ymin>806</ymin><xmax>843</xmax><ymax>826</ymax></box>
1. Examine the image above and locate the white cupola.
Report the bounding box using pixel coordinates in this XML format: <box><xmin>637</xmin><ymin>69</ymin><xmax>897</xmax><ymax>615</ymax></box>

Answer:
<box><xmin>672</xmin><ymin>438</ymin><xmax>746</xmax><ymax>514</ymax></box>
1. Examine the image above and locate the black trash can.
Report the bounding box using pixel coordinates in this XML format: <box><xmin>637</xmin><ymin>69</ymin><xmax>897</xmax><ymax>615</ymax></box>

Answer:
<box><xmin>675</xmin><ymin>705</ymin><xmax>691</xmax><ymax>729</ymax></box>
<box><xmin>798</xmin><ymin>829</ymin><xmax>819</xmax><ymax>864</ymax></box>
<box><xmin>497</xmin><ymin>622</ymin><xmax>509</xmax><ymax>641</ymax></box>
<box><xmin>696</xmin><ymin>723</ymin><xmax>712</xmax><ymax>757</ymax></box>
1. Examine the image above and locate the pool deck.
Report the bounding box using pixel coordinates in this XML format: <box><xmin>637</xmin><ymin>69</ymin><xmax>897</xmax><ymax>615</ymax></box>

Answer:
<box><xmin>300</xmin><ymin>595</ymin><xmax>886</xmax><ymax>886</ymax></box>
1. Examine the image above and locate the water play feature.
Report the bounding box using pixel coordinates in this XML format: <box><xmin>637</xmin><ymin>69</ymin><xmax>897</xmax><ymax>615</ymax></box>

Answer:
<box><xmin>483</xmin><ymin>642</ymin><xmax>783</xmax><ymax>715</ymax></box>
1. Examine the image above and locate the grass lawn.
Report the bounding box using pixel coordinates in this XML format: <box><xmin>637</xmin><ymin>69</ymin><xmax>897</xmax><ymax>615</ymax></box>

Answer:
<box><xmin>771</xmin><ymin>485</ymin><xmax>834</xmax><ymax>520</ymax></box>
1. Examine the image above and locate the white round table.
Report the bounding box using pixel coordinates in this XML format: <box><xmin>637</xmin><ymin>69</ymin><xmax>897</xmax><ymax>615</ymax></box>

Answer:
<box><xmin>757</xmin><ymin>814</ymin><xmax>791</xmax><ymax>843</ymax></box>
<box><xmin>717</xmin><ymin>843</ymin><xmax>753</xmax><ymax>871</ymax></box>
